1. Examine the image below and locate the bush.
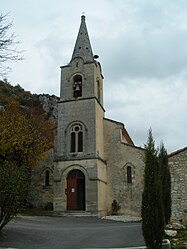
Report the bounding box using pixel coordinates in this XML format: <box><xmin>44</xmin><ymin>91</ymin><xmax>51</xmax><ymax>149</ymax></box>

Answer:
<box><xmin>45</xmin><ymin>202</ymin><xmax>53</xmax><ymax>211</ymax></box>
<box><xmin>111</xmin><ymin>199</ymin><xmax>121</xmax><ymax>215</ymax></box>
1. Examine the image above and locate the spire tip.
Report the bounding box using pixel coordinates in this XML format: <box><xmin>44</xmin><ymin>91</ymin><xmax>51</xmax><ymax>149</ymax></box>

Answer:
<box><xmin>81</xmin><ymin>13</ymin><xmax>85</xmax><ymax>21</ymax></box>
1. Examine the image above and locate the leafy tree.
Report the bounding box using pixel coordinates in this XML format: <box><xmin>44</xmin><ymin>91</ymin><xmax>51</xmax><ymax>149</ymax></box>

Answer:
<box><xmin>0</xmin><ymin>101</ymin><xmax>54</xmax><ymax>167</ymax></box>
<box><xmin>0</xmin><ymin>160</ymin><xmax>29</xmax><ymax>230</ymax></box>
<box><xmin>0</xmin><ymin>101</ymin><xmax>54</xmax><ymax>230</ymax></box>
<box><xmin>159</xmin><ymin>142</ymin><xmax>171</xmax><ymax>224</ymax></box>
<box><xmin>0</xmin><ymin>13</ymin><xmax>23</xmax><ymax>77</ymax></box>
<box><xmin>141</xmin><ymin>129</ymin><xmax>165</xmax><ymax>249</ymax></box>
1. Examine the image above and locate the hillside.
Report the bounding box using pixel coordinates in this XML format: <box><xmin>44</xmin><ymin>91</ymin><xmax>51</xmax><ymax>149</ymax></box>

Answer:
<box><xmin>0</xmin><ymin>80</ymin><xmax>59</xmax><ymax>120</ymax></box>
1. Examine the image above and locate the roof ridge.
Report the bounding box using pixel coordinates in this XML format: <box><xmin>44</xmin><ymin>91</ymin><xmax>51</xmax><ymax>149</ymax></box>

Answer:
<box><xmin>168</xmin><ymin>146</ymin><xmax>187</xmax><ymax>157</ymax></box>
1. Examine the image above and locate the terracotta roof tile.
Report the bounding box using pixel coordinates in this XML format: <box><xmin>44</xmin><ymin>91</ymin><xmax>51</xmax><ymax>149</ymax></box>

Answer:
<box><xmin>168</xmin><ymin>146</ymin><xmax>187</xmax><ymax>157</ymax></box>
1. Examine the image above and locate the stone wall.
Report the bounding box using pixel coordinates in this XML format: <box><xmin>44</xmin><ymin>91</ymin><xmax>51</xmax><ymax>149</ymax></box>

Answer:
<box><xmin>168</xmin><ymin>147</ymin><xmax>187</xmax><ymax>221</ymax></box>
<box><xmin>104</xmin><ymin>118</ymin><xmax>145</xmax><ymax>216</ymax></box>
<box><xmin>31</xmin><ymin>148</ymin><xmax>54</xmax><ymax>209</ymax></box>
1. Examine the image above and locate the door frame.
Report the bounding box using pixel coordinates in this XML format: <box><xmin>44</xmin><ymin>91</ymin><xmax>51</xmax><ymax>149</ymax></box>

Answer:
<box><xmin>66</xmin><ymin>169</ymin><xmax>85</xmax><ymax>211</ymax></box>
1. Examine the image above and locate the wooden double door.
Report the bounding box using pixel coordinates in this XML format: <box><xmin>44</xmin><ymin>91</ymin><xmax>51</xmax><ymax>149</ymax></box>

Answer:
<box><xmin>66</xmin><ymin>170</ymin><xmax>85</xmax><ymax>211</ymax></box>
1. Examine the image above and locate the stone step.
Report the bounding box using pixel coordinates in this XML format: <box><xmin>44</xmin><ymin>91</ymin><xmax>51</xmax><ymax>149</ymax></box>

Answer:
<box><xmin>52</xmin><ymin>211</ymin><xmax>97</xmax><ymax>217</ymax></box>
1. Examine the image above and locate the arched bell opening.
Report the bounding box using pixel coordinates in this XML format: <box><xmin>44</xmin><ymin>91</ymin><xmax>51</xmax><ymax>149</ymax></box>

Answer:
<box><xmin>73</xmin><ymin>74</ymin><xmax>82</xmax><ymax>98</ymax></box>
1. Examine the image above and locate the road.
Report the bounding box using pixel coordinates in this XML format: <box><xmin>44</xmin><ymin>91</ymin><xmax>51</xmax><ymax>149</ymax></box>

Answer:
<box><xmin>0</xmin><ymin>216</ymin><xmax>145</xmax><ymax>249</ymax></box>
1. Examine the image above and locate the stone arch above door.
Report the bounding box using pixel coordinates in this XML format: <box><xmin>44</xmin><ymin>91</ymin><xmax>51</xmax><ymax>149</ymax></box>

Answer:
<box><xmin>66</xmin><ymin>169</ymin><xmax>85</xmax><ymax>211</ymax></box>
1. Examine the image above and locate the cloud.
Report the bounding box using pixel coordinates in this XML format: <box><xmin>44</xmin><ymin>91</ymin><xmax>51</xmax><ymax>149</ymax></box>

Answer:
<box><xmin>104</xmin><ymin>74</ymin><xmax>187</xmax><ymax>152</ymax></box>
<box><xmin>96</xmin><ymin>2</ymin><xmax>187</xmax><ymax>82</ymax></box>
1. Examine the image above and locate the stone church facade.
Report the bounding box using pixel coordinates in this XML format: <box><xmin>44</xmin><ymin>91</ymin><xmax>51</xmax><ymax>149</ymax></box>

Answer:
<box><xmin>52</xmin><ymin>15</ymin><xmax>145</xmax><ymax>217</ymax></box>
<box><xmin>35</xmin><ymin>15</ymin><xmax>186</xmax><ymax>220</ymax></box>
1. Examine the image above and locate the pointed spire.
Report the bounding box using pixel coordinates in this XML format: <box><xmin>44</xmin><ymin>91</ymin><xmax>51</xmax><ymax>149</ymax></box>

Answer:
<box><xmin>71</xmin><ymin>15</ymin><xmax>94</xmax><ymax>63</ymax></box>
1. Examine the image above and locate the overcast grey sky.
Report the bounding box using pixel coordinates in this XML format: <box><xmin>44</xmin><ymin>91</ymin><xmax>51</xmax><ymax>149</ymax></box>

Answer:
<box><xmin>1</xmin><ymin>0</ymin><xmax>187</xmax><ymax>153</ymax></box>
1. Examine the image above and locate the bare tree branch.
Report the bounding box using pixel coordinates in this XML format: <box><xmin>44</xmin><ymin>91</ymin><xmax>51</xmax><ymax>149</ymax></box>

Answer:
<box><xmin>0</xmin><ymin>13</ymin><xmax>23</xmax><ymax>78</ymax></box>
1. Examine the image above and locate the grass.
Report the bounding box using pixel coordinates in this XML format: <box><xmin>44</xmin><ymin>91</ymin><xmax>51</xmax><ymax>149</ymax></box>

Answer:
<box><xmin>164</xmin><ymin>228</ymin><xmax>187</xmax><ymax>249</ymax></box>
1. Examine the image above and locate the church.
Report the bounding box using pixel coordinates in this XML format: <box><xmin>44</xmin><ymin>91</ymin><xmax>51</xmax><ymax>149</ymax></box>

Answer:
<box><xmin>52</xmin><ymin>14</ymin><xmax>145</xmax><ymax>217</ymax></box>
<box><xmin>36</xmin><ymin>15</ymin><xmax>186</xmax><ymax>221</ymax></box>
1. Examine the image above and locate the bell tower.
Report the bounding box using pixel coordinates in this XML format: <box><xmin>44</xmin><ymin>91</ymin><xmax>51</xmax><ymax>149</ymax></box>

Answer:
<box><xmin>59</xmin><ymin>15</ymin><xmax>103</xmax><ymax>106</ymax></box>
<box><xmin>54</xmin><ymin>15</ymin><xmax>107</xmax><ymax>216</ymax></box>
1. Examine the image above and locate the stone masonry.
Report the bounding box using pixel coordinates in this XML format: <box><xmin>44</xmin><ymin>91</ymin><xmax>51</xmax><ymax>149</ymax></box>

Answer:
<box><xmin>169</xmin><ymin>147</ymin><xmax>187</xmax><ymax>221</ymax></box>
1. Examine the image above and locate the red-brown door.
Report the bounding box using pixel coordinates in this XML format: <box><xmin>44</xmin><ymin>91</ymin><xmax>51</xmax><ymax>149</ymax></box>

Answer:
<box><xmin>66</xmin><ymin>170</ymin><xmax>85</xmax><ymax>211</ymax></box>
<box><xmin>67</xmin><ymin>176</ymin><xmax>76</xmax><ymax>210</ymax></box>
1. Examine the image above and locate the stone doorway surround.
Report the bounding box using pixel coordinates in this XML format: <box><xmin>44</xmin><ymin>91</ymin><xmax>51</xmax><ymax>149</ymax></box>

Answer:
<box><xmin>66</xmin><ymin>169</ymin><xmax>85</xmax><ymax>211</ymax></box>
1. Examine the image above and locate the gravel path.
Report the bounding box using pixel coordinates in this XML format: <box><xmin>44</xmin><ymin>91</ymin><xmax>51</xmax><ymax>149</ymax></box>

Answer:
<box><xmin>102</xmin><ymin>215</ymin><xmax>142</xmax><ymax>223</ymax></box>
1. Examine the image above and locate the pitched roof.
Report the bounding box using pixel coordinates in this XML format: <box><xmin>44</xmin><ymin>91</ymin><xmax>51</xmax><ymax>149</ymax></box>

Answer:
<box><xmin>104</xmin><ymin>117</ymin><xmax>134</xmax><ymax>145</ymax></box>
<box><xmin>168</xmin><ymin>146</ymin><xmax>187</xmax><ymax>157</ymax></box>
<box><xmin>70</xmin><ymin>15</ymin><xmax>94</xmax><ymax>63</ymax></box>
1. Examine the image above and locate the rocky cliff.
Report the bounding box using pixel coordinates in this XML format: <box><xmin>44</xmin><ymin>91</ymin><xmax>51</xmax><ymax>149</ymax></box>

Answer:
<box><xmin>0</xmin><ymin>80</ymin><xmax>59</xmax><ymax>120</ymax></box>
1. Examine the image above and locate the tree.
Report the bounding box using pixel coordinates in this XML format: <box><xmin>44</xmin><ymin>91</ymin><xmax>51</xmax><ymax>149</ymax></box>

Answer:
<box><xmin>0</xmin><ymin>101</ymin><xmax>54</xmax><ymax>230</ymax></box>
<box><xmin>0</xmin><ymin>160</ymin><xmax>29</xmax><ymax>230</ymax></box>
<box><xmin>159</xmin><ymin>142</ymin><xmax>171</xmax><ymax>224</ymax></box>
<box><xmin>0</xmin><ymin>13</ymin><xmax>23</xmax><ymax>77</ymax></box>
<box><xmin>0</xmin><ymin>101</ymin><xmax>54</xmax><ymax>167</ymax></box>
<box><xmin>141</xmin><ymin>129</ymin><xmax>165</xmax><ymax>249</ymax></box>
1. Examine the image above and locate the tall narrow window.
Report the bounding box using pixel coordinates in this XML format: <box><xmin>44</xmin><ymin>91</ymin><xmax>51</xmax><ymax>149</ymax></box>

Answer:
<box><xmin>70</xmin><ymin>124</ymin><xmax>83</xmax><ymax>153</ymax></box>
<box><xmin>71</xmin><ymin>132</ymin><xmax>76</xmax><ymax>152</ymax></box>
<box><xmin>78</xmin><ymin>131</ymin><xmax>83</xmax><ymax>152</ymax></box>
<box><xmin>127</xmin><ymin>166</ymin><xmax>132</xmax><ymax>184</ymax></box>
<box><xmin>97</xmin><ymin>80</ymin><xmax>101</xmax><ymax>102</ymax></box>
<box><xmin>45</xmin><ymin>170</ymin><xmax>50</xmax><ymax>186</ymax></box>
<box><xmin>73</xmin><ymin>75</ymin><xmax>82</xmax><ymax>98</ymax></box>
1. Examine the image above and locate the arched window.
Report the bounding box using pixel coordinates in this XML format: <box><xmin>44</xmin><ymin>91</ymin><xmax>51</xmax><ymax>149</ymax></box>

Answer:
<box><xmin>70</xmin><ymin>124</ymin><xmax>83</xmax><ymax>153</ymax></box>
<box><xmin>45</xmin><ymin>170</ymin><xmax>50</xmax><ymax>186</ymax></box>
<box><xmin>73</xmin><ymin>74</ymin><xmax>82</xmax><ymax>98</ymax></box>
<box><xmin>127</xmin><ymin>166</ymin><xmax>132</xmax><ymax>184</ymax></box>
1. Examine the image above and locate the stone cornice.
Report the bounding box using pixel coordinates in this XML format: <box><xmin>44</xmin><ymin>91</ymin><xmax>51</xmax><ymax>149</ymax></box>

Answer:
<box><xmin>58</xmin><ymin>96</ymin><xmax>105</xmax><ymax>112</ymax></box>
<box><xmin>54</xmin><ymin>155</ymin><xmax>107</xmax><ymax>165</ymax></box>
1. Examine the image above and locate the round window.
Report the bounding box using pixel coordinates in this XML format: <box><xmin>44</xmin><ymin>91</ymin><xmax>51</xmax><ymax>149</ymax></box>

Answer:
<box><xmin>75</xmin><ymin>126</ymin><xmax>80</xmax><ymax>131</ymax></box>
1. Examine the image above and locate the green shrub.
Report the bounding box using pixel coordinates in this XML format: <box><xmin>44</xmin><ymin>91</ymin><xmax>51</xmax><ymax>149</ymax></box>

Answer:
<box><xmin>111</xmin><ymin>199</ymin><xmax>121</xmax><ymax>215</ymax></box>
